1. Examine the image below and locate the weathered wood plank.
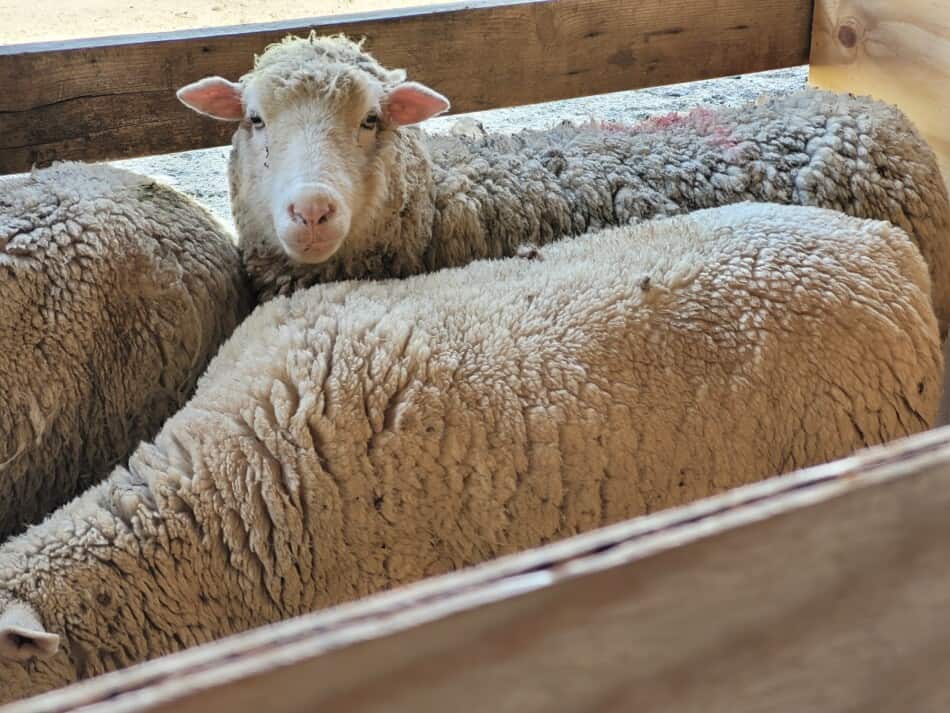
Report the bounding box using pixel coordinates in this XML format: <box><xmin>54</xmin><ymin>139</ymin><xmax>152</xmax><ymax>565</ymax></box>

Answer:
<box><xmin>810</xmin><ymin>0</ymin><xmax>950</xmax><ymax>187</ymax></box>
<box><xmin>0</xmin><ymin>0</ymin><xmax>813</xmax><ymax>174</ymax></box>
<box><xmin>7</xmin><ymin>426</ymin><xmax>950</xmax><ymax>713</ymax></box>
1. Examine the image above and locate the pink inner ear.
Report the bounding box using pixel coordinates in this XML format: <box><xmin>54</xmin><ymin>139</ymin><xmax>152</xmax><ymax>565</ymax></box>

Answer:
<box><xmin>177</xmin><ymin>77</ymin><xmax>244</xmax><ymax>121</ymax></box>
<box><xmin>383</xmin><ymin>82</ymin><xmax>450</xmax><ymax>126</ymax></box>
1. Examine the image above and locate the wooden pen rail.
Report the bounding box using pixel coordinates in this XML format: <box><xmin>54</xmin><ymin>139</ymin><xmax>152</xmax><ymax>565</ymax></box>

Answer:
<box><xmin>0</xmin><ymin>0</ymin><xmax>813</xmax><ymax>174</ymax></box>
<box><xmin>7</xmin><ymin>425</ymin><xmax>950</xmax><ymax>713</ymax></box>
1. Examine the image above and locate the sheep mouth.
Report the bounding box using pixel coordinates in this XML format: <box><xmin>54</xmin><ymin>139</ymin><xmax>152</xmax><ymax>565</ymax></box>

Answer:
<box><xmin>279</xmin><ymin>233</ymin><xmax>345</xmax><ymax>264</ymax></box>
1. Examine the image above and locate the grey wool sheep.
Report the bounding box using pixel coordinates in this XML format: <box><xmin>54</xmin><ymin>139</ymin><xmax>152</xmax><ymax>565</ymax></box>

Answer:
<box><xmin>176</xmin><ymin>34</ymin><xmax>950</xmax><ymax>338</ymax></box>
<box><xmin>0</xmin><ymin>162</ymin><xmax>253</xmax><ymax>540</ymax></box>
<box><xmin>0</xmin><ymin>203</ymin><xmax>941</xmax><ymax>702</ymax></box>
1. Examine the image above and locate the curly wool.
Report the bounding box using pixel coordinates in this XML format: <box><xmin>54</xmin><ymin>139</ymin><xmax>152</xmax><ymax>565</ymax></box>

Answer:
<box><xmin>0</xmin><ymin>202</ymin><xmax>940</xmax><ymax>702</ymax></box>
<box><xmin>0</xmin><ymin>162</ymin><xmax>253</xmax><ymax>540</ymax></box>
<box><xmin>235</xmin><ymin>45</ymin><xmax>950</xmax><ymax>336</ymax></box>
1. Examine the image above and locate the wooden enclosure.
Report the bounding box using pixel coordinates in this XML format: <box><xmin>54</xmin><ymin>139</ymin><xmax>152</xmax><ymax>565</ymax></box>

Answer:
<box><xmin>0</xmin><ymin>0</ymin><xmax>812</xmax><ymax>174</ymax></box>
<box><xmin>7</xmin><ymin>427</ymin><xmax>950</xmax><ymax>713</ymax></box>
<box><xmin>810</xmin><ymin>0</ymin><xmax>950</xmax><ymax>187</ymax></box>
<box><xmin>2</xmin><ymin>0</ymin><xmax>950</xmax><ymax>710</ymax></box>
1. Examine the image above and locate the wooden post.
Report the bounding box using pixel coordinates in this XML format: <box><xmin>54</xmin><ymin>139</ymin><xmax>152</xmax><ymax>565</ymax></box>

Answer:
<box><xmin>810</xmin><ymin>0</ymin><xmax>950</xmax><ymax>188</ymax></box>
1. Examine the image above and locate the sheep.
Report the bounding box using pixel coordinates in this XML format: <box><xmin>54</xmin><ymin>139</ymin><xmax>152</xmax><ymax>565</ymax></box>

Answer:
<box><xmin>0</xmin><ymin>161</ymin><xmax>253</xmax><ymax>541</ymax></box>
<box><xmin>176</xmin><ymin>33</ymin><xmax>950</xmax><ymax>339</ymax></box>
<box><xmin>0</xmin><ymin>202</ymin><xmax>940</xmax><ymax>703</ymax></box>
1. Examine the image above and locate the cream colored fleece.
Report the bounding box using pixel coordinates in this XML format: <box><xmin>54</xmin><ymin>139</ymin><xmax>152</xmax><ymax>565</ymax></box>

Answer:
<box><xmin>0</xmin><ymin>202</ymin><xmax>940</xmax><ymax>702</ymax></box>
<box><xmin>233</xmin><ymin>37</ymin><xmax>950</xmax><ymax>345</ymax></box>
<box><xmin>0</xmin><ymin>162</ymin><xmax>252</xmax><ymax>539</ymax></box>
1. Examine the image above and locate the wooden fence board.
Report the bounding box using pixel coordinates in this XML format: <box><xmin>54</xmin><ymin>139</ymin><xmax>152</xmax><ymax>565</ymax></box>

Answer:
<box><xmin>810</xmin><ymin>0</ymin><xmax>950</xmax><ymax>187</ymax></box>
<box><xmin>6</xmin><ymin>426</ymin><xmax>950</xmax><ymax>713</ymax></box>
<box><xmin>0</xmin><ymin>0</ymin><xmax>813</xmax><ymax>174</ymax></box>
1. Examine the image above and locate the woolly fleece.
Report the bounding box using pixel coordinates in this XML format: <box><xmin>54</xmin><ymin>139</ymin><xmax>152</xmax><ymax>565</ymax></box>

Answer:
<box><xmin>233</xmin><ymin>37</ymin><xmax>950</xmax><ymax>338</ymax></box>
<box><xmin>0</xmin><ymin>162</ymin><xmax>253</xmax><ymax>540</ymax></box>
<box><xmin>0</xmin><ymin>202</ymin><xmax>941</xmax><ymax>702</ymax></box>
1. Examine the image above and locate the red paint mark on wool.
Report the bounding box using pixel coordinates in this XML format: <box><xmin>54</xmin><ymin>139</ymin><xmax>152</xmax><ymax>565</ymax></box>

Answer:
<box><xmin>586</xmin><ymin>112</ymin><xmax>686</xmax><ymax>134</ymax></box>
<box><xmin>637</xmin><ymin>112</ymin><xmax>687</xmax><ymax>131</ymax></box>
<box><xmin>591</xmin><ymin>106</ymin><xmax>721</xmax><ymax>134</ymax></box>
<box><xmin>639</xmin><ymin>108</ymin><xmax>734</xmax><ymax>148</ymax></box>
<box><xmin>708</xmin><ymin>126</ymin><xmax>738</xmax><ymax>149</ymax></box>
<box><xmin>595</xmin><ymin>121</ymin><xmax>628</xmax><ymax>133</ymax></box>
<box><xmin>584</xmin><ymin>104</ymin><xmax>740</xmax><ymax>151</ymax></box>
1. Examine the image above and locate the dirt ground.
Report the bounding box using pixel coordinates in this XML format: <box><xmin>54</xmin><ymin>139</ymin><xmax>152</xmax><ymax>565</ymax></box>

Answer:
<box><xmin>0</xmin><ymin>0</ymin><xmax>424</xmax><ymax>44</ymax></box>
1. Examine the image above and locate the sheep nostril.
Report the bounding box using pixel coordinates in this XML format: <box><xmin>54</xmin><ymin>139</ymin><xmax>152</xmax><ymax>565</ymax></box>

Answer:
<box><xmin>318</xmin><ymin>204</ymin><xmax>336</xmax><ymax>225</ymax></box>
<box><xmin>287</xmin><ymin>199</ymin><xmax>336</xmax><ymax>228</ymax></box>
<box><xmin>288</xmin><ymin>203</ymin><xmax>306</xmax><ymax>225</ymax></box>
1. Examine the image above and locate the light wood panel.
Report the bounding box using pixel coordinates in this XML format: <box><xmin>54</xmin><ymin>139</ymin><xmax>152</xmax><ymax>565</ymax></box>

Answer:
<box><xmin>810</xmin><ymin>0</ymin><xmax>950</xmax><ymax>186</ymax></box>
<box><xmin>7</xmin><ymin>426</ymin><xmax>950</xmax><ymax>713</ymax></box>
<box><xmin>0</xmin><ymin>0</ymin><xmax>813</xmax><ymax>174</ymax></box>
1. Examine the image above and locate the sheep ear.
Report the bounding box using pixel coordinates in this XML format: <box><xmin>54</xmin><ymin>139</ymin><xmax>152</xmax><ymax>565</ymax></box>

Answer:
<box><xmin>0</xmin><ymin>603</ymin><xmax>60</xmax><ymax>661</ymax></box>
<box><xmin>381</xmin><ymin>81</ymin><xmax>450</xmax><ymax>127</ymax></box>
<box><xmin>177</xmin><ymin>76</ymin><xmax>244</xmax><ymax>121</ymax></box>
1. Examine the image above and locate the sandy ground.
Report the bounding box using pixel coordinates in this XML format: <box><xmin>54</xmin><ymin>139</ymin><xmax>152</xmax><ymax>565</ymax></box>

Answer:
<box><xmin>0</xmin><ymin>0</ymin><xmax>425</xmax><ymax>44</ymax></box>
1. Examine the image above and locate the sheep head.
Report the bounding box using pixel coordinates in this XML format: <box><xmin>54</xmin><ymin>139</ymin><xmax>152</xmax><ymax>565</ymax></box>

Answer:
<box><xmin>0</xmin><ymin>597</ymin><xmax>75</xmax><ymax>704</ymax></box>
<box><xmin>177</xmin><ymin>33</ymin><xmax>450</xmax><ymax>264</ymax></box>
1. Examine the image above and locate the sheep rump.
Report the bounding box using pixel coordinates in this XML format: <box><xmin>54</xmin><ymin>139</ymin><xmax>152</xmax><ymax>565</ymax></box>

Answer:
<box><xmin>0</xmin><ymin>202</ymin><xmax>940</xmax><ymax>702</ymax></box>
<box><xmin>0</xmin><ymin>162</ymin><xmax>253</xmax><ymax>540</ymax></box>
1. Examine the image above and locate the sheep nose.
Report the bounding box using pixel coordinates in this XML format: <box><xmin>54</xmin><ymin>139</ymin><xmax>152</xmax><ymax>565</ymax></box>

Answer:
<box><xmin>288</xmin><ymin>197</ymin><xmax>336</xmax><ymax>227</ymax></box>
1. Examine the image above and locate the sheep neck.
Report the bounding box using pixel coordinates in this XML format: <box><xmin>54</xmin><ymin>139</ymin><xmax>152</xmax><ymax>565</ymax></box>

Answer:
<box><xmin>239</xmin><ymin>124</ymin><xmax>647</xmax><ymax>301</ymax></box>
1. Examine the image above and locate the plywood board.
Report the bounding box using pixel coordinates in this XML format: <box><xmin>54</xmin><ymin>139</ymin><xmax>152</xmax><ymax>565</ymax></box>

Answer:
<box><xmin>7</xmin><ymin>426</ymin><xmax>950</xmax><ymax>713</ymax></box>
<box><xmin>0</xmin><ymin>0</ymin><xmax>813</xmax><ymax>174</ymax></box>
<box><xmin>810</xmin><ymin>0</ymin><xmax>950</xmax><ymax>186</ymax></box>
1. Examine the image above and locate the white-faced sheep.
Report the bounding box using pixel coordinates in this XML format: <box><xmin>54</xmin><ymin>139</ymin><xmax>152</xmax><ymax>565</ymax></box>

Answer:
<box><xmin>177</xmin><ymin>34</ymin><xmax>950</xmax><ymax>338</ymax></box>
<box><xmin>0</xmin><ymin>202</ymin><xmax>940</xmax><ymax>703</ymax></box>
<box><xmin>0</xmin><ymin>162</ymin><xmax>252</xmax><ymax>540</ymax></box>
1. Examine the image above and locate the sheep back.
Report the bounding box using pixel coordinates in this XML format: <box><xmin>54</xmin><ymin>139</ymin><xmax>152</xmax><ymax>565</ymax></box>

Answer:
<box><xmin>152</xmin><ymin>203</ymin><xmax>946</xmax><ymax>595</ymax></box>
<box><xmin>0</xmin><ymin>162</ymin><xmax>253</xmax><ymax>539</ymax></box>
<box><xmin>0</xmin><ymin>202</ymin><xmax>940</xmax><ymax>702</ymax></box>
<box><xmin>422</xmin><ymin>90</ymin><xmax>950</xmax><ymax>333</ymax></box>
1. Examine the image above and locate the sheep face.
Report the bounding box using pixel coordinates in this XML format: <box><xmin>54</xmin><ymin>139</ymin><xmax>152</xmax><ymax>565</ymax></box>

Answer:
<box><xmin>177</xmin><ymin>34</ymin><xmax>449</xmax><ymax>264</ymax></box>
<box><xmin>0</xmin><ymin>598</ymin><xmax>74</xmax><ymax>704</ymax></box>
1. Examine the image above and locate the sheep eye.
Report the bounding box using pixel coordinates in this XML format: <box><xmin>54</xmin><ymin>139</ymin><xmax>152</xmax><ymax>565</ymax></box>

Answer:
<box><xmin>249</xmin><ymin>114</ymin><xmax>265</xmax><ymax>129</ymax></box>
<box><xmin>360</xmin><ymin>112</ymin><xmax>379</xmax><ymax>130</ymax></box>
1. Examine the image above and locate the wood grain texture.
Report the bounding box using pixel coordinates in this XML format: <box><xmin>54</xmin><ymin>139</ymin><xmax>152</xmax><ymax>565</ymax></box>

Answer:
<box><xmin>0</xmin><ymin>0</ymin><xmax>813</xmax><ymax>174</ymax></box>
<box><xmin>8</xmin><ymin>426</ymin><xmax>950</xmax><ymax>713</ymax></box>
<box><xmin>810</xmin><ymin>0</ymin><xmax>950</xmax><ymax>186</ymax></box>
